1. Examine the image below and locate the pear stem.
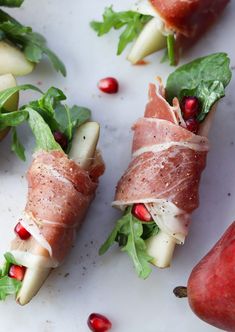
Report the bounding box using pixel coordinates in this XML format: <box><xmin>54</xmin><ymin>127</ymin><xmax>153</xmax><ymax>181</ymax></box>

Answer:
<box><xmin>173</xmin><ymin>286</ymin><xmax>188</xmax><ymax>298</ymax></box>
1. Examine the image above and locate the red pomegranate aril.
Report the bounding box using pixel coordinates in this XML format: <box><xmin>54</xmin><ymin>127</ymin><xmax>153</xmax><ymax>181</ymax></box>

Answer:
<box><xmin>14</xmin><ymin>222</ymin><xmax>31</xmax><ymax>240</ymax></box>
<box><xmin>98</xmin><ymin>77</ymin><xmax>119</xmax><ymax>94</ymax></box>
<box><xmin>8</xmin><ymin>265</ymin><xmax>26</xmax><ymax>281</ymax></box>
<box><xmin>181</xmin><ymin>96</ymin><xmax>199</xmax><ymax>120</ymax></box>
<box><xmin>132</xmin><ymin>203</ymin><xmax>153</xmax><ymax>222</ymax></box>
<box><xmin>185</xmin><ymin>118</ymin><xmax>199</xmax><ymax>134</ymax></box>
<box><xmin>87</xmin><ymin>313</ymin><xmax>112</xmax><ymax>332</ymax></box>
<box><xmin>53</xmin><ymin>131</ymin><xmax>68</xmax><ymax>150</ymax></box>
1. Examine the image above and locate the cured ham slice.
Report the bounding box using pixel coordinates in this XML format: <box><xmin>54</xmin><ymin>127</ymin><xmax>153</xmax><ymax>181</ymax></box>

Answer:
<box><xmin>149</xmin><ymin>0</ymin><xmax>229</xmax><ymax>39</ymax></box>
<box><xmin>113</xmin><ymin>82</ymin><xmax>209</xmax><ymax>243</ymax></box>
<box><xmin>11</xmin><ymin>150</ymin><xmax>104</xmax><ymax>267</ymax></box>
<box><xmin>128</xmin><ymin>0</ymin><xmax>229</xmax><ymax>64</ymax></box>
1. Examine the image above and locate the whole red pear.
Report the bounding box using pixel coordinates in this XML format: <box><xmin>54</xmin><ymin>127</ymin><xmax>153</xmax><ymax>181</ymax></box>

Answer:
<box><xmin>187</xmin><ymin>221</ymin><xmax>235</xmax><ymax>331</ymax></box>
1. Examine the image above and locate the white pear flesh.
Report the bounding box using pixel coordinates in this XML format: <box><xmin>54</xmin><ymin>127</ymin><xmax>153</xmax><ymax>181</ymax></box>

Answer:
<box><xmin>0</xmin><ymin>41</ymin><xmax>34</xmax><ymax>76</ymax></box>
<box><xmin>0</xmin><ymin>73</ymin><xmax>19</xmax><ymax>141</ymax></box>
<box><xmin>69</xmin><ymin>122</ymin><xmax>100</xmax><ymax>169</ymax></box>
<box><xmin>16</xmin><ymin>268</ymin><xmax>51</xmax><ymax>305</ymax></box>
<box><xmin>146</xmin><ymin>232</ymin><xmax>176</xmax><ymax>268</ymax></box>
<box><xmin>127</xmin><ymin>17</ymin><xmax>166</xmax><ymax>64</ymax></box>
<box><xmin>17</xmin><ymin>122</ymin><xmax>100</xmax><ymax>305</ymax></box>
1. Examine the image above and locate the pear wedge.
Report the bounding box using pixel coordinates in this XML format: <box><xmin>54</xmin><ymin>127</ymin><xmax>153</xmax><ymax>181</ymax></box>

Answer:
<box><xmin>0</xmin><ymin>73</ymin><xmax>19</xmax><ymax>141</ymax></box>
<box><xmin>16</xmin><ymin>122</ymin><xmax>100</xmax><ymax>305</ymax></box>
<box><xmin>127</xmin><ymin>17</ymin><xmax>166</xmax><ymax>64</ymax></box>
<box><xmin>0</xmin><ymin>41</ymin><xmax>34</xmax><ymax>76</ymax></box>
<box><xmin>146</xmin><ymin>232</ymin><xmax>176</xmax><ymax>268</ymax></box>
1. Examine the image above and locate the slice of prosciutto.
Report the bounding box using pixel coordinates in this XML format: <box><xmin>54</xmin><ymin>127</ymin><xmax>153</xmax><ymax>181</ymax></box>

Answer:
<box><xmin>149</xmin><ymin>0</ymin><xmax>229</xmax><ymax>39</ymax></box>
<box><xmin>11</xmin><ymin>150</ymin><xmax>104</xmax><ymax>268</ymax></box>
<box><xmin>113</xmin><ymin>82</ymin><xmax>209</xmax><ymax>243</ymax></box>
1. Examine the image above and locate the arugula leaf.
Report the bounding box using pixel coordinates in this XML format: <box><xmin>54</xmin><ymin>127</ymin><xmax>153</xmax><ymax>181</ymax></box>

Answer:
<box><xmin>99</xmin><ymin>207</ymin><xmax>159</xmax><ymax>279</ymax></box>
<box><xmin>0</xmin><ymin>84</ymin><xmax>91</xmax><ymax>159</ymax></box>
<box><xmin>0</xmin><ymin>10</ymin><xmax>66</xmax><ymax>76</ymax></box>
<box><xmin>142</xmin><ymin>222</ymin><xmax>159</xmax><ymax>240</ymax></box>
<box><xmin>0</xmin><ymin>252</ymin><xmax>22</xmax><ymax>300</ymax></box>
<box><xmin>0</xmin><ymin>84</ymin><xmax>42</xmax><ymax>110</ymax></box>
<box><xmin>25</xmin><ymin>107</ymin><xmax>62</xmax><ymax>152</ymax></box>
<box><xmin>55</xmin><ymin>105</ymin><xmax>91</xmax><ymax>141</ymax></box>
<box><xmin>4</xmin><ymin>252</ymin><xmax>18</xmax><ymax>265</ymax></box>
<box><xmin>0</xmin><ymin>109</ymin><xmax>28</xmax><ymax>130</ymax></box>
<box><xmin>166</xmin><ymin>53</ymin><xmax>232</xmax><ymax>102</ymax></box>
<box><xmin>91</xmin><ymin>7</ymin><xmax>152</xmax><ymax>55</ymax></box>
<box><xmin>122</xmin><ymin>216</ymin><xmax>153</xmax><ymax>279</ymax></box>
<box><xmin>11</xmin><ymin>127</ymin><xmax>25</xmax><ymax>160</ymax></box>
<box><xmin>166</xmin><ymin>53</ymin><xmax>232</xmax><ymax>121</ymax></box>
<box><xmin>0</xmin><ymin>276</ymin><xmax>21</xmax><ymax>300</ymax></box>
<box><xmin>0</xmin><ymin>0</ymin><xmax>23</xmax><ymax>7</ymax></box>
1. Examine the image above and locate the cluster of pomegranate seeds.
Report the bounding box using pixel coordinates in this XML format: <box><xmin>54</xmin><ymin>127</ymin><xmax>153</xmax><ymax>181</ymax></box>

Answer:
<box><xmin>87</xmin><ymin>313</ymin><xmax>112</xmax><ymax>332</ymax></box>
<box><xmin>8</xmin><ymin>265</ymin><xmax>26</xmax><ymax>281</ymax></box>
<box><xmin>14</xmin><ymin>222</ymin><xmax>31</xmax><ymax>240</ymax></box>
<box><xmin>98</xmin><ymin>77</ymin><xmax>119</xmax><ymax>94</ymax></box>
<box><xmin>53</xmin><ymin>131</ymin><xmax>68</xmax><ymax>150</ymax></box>
<box><xmin>132</xmin><ymin>203</ymin><xmax>153</xmax><ymax>222</ymax></box>
<box><xmin>181</xmin><ymin>96</ymin><xmax>200</xmax><ymax>134</ymax></box>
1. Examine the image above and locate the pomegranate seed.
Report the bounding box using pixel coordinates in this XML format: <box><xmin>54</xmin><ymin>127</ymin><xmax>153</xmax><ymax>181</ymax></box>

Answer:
<box><xmin>181</xmin><ymin>96</ymin><xmax>200</xmax><ymax>120</ymax></box>
<box><xmin>98</xmin><ymin>77</ymin><xmax>119</xmax><ymax>94</ymax></box>
<box><xmin>8</xmin><ymin>265</ymin><xmax>26</xmax><ymax>281</ymax></box>
<box><xmin>88</xmin><ymin>313</ymin><xmax>112</xmax><ymax>332</ymax></box>
<box><xmin>14</xmin><ymin>222</ymin><xmax>31</xmax><ymax>240</ymax></box>
<box><xmin>53</xmin><ymin>131</ymin><xmax>68</xmax><ymax>150</ymax></box>
<box><xmin>185</xmin><ymin>118</ymin><xmax>199</xmax><ymax>134</ymax></box>
<box><xmin>132</xmin><ymin>203</ymin><xmax>153</xmax><ymax>222</ymax></box>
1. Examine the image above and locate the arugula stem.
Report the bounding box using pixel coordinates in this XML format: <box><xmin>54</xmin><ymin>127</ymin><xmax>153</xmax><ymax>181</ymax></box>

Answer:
<box><xmin>167</xmin><ymin>34</ymin><xmax>175</xmax><ymax>66</ymax></box>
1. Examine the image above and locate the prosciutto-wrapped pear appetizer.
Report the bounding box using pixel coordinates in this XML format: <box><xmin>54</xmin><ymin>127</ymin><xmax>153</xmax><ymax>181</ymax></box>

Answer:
<box><xmin>0</xmin><ymin>85</ymin><xmax>104</xmax><ymax>304</ymax></box>
<box><xmin>100</xmin><ymin>53</ymin><xmax>231</xmax><ymax>279</ymax></box>
<box><xmin>91</xmin><ymin>0</ymin><xmax>229</xmax><ymax>65</ymax></box>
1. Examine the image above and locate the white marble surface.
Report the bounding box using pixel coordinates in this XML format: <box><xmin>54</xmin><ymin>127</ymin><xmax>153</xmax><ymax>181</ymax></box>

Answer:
<box><xmin>0</xmin><ymin>1</ymin><xmax>235</xmax><ymax>331</ymax></box>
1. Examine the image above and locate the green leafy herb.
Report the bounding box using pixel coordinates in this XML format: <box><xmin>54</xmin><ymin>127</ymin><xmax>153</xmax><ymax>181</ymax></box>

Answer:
<box><xmin>166</xmin><ymin>53</ymin><xmax>232</xmax><ymax>121</ymax></box>
<box><xmin>0</xmin><ymin>276</ymin><xmax>22</xmax><ymax>300</ymax></box>
<box><xmin>0</xmin><ymin>0</ymin><xmax>24</xmax><ymax>7</ymax></box>
<box><xmin>55</xmin><ymin>104</ymin><xmax>91</xmax><ymax>141</ymax></box>
<box><xmin>0</xmin><ymin>252</ymin><xmax>22</xmax><ymax>300</ymax></box>
<box><xmin>25</xmin><ymin>106</ymin><xmax>61</xmax><ymax>152</ymax></box>
<box><xmin>0</xmin><ymin>9</ymin><xmax>66</xmax><ymax>75</ymax></box>
<box><xmin>91</xmin><ymin>6</ymin><xmax>152</xmax><ymax>55</ymax></box>
<box><xmin>0</xmin><ymin>84</ymin><xmax>91</xmax><ymax>159</ymax></box>
<box><xmin>141</xmin><ymin>221</ymin><xmax>159</xmax><ymax>240</ymax></box>
<box><xmin>0</xmin><ymin>84</ymin><xmax>41</xmax><ymax>109</ymax></box>
<box><xmin>99</xmin><ymin>207</ymin><xmax>159</xmax><ymax>279</ymax></box>
<box><xmin>166</xmin><ymin>34</ymin><xmax>175</xmax><ymax>66</ymax></box>
<box><xmin>11</xmin><ymin>127</ymin><xmax>25</xmax><ymax>160</ymax></box>
<box><xmin>180</xmin><ymin>81</ymin><xmax>226</xmax><ymax>122</ymax></box>
<box><xmin>0</xmin><ymin>109</ymin><xmax>28</xmax><ymax>130</ymax></box>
